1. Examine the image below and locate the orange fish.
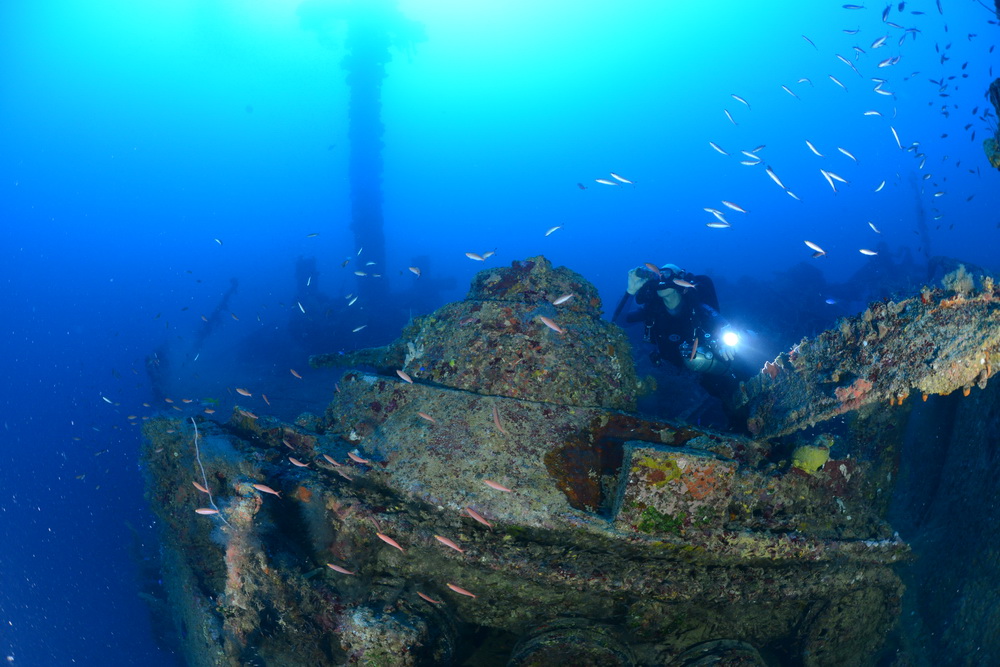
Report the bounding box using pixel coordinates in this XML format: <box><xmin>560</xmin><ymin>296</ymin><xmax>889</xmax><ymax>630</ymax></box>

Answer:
<box><xmin>644</xmin><ymin>262</ymin><xmax>662</xmax><ymax>276</ymax></box>
<box><xmin>235</xmin><ymin>388</ymin><xmax>252</xmax><ymax>397</ymax></box>
<box><xmin>492</xmin><ymin>405</ymin><xmax>508</xmax><ymax>435</ymax></box>
<box><xmin>290</xmin><ymin>368</ymin><xmax>302</xmax><ymax>379</ymax></box>
<box><xmin>465</xmin><ymin>507</ymin><xmax>493</xmax><ymax>529</ymax></box>
<box><xmin>417</xmin><ymin>591</ymin><xmax>442</xmax><ymax>604</ymax></box>
<box><xmin>194</xmin><ymin>508</ymin><xmax>219</xmax><ymax>515</ymax></box>
<box><xmin>538</xmin><ymin>316</ymin><xmax>565</xmax><ymax>334</ymax></box>
<box><xmin>204</xmin><ymin>408</ymin><xmax>215</xmax><ymax>414</ymax></box>
<box><xmin>465</xmin><ymin>252</ymin><xmax>484</xmax><ymax>261</ymax></box>
<box><xmin>347</xmin><ymin>451</ymin><xmax>370</xmax><ymax>464</ymax></box>
<box><xmin>192</xmin><ymin>481</ymin><xmax>209</xmax><ymax>493</ymax></box>
<box><xmin>181</xmin><ymin>398</ymin><xmax>193</xmax><ymax>404</ymax></box>
<box><xmin>335</xmin><ymin>468</ymin><xmax>354</xmax><ymax>481</ymax></box>
<box><xmin>288</xmin><ymin>457</ymin><xmax>310</xmax><ymax>468</ymax></box>
<box><xmin>417</xmin><ymin>411</ymin><xmax>436</xmax><ymax>423</ymax></box>
<box><xmin>376</xmin><ymin>532</ymin><xmax>405</xmax><ymax>552</ymax></box>
<box><xmin>326</xmin><ymin>563</ymin><xmax>355</xmax><ymax>575</ymax></box>
<box><xmin>434</xmin><ymin>535</ymin><xmax>464</xmax><ymax>553</ymax></box>
<box><xmin>164</xmin><ymin>398</ymin><xmax>174</xmax><ymax>404</ymax></box>
<box><xmin>396</xmin><ymin>369</ymin><xmax>413</xmax><ymax>383</ymax></box>
<box><xmin>201</xmin><ymin>315</ymin><xmax>208</xmax><ymax>322</ymax></box>
<box><xmin>261</xmin><ymin>394</ymin><xmax>271</xmax><ymax>406</ymax></box>
<box><xmin>446</xmin><ymin>583</ymin><xmax>477</xmax><ymax>598</ymax></box>
<box><xmin>252</xmin><ymin>483</ymin><xmax>282</xmax><ymax>498</ymax></box>
<box><xmin>322</xmin><ymin>453</ymin><xmax>341</xmax><ymax>466</ymax></box>
<box><xmin>409</xmin><ymin>266</ymin><xmax>421</xmax><ymax>278</ymax></box>
<box><xmin>483</xmin><ymin>479</ymin><xmax>513</xmax><ymax>493</ymax></box>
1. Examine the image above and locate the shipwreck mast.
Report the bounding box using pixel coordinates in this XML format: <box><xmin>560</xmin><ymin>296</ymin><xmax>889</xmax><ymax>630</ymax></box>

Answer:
<box><xmin>300</xmin><ymin>0</ymin><xmax>424</xmax><ymax>307</ymax></box>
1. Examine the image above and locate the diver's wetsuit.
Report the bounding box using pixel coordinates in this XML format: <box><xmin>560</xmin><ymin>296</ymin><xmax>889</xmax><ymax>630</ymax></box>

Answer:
<box><xmin>628</xmin><ymin>275</ymin><xmax>727</xmax><ymax>368</ymax></box>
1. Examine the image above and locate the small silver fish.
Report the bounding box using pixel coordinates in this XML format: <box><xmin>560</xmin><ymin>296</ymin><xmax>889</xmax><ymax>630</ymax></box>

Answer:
<box><xmin>820</xmin><ymin>169</ymin><xmax>837</xmax><ymax>192</ymax></box>
<box><xmin>706</xmin><ymin>209</ymin><xmax>729</xmax><ymax>224</ymax></box>
<box><xmin>837</xmin><ymin>147</ymin><xmax>858</xmax><ymax>162</ymax></box>
<box><xmin>765</xmin><ymin>166</ymin><xmax>786</xmax><ymax>189</ymax></box>
<box><xmin>731</xmin><ymin>94</ymin><xmax>751</xmax><ymax>110</ymax></box>
<box><xmin>708</xmin><ymin>141</ymin><xmax>729</xmax><ymax>155</ymax></box>
<box><xmin>804</xmin><ymin>240</ymin><xmax>826</xmax><ymax>255</ymax></box>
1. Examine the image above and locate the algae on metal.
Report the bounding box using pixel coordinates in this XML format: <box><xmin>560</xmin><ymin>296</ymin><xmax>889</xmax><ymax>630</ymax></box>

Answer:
<box><xmin>735</xmin><ymin>266</ymin><xmax>1000</xmax><ymax>439</ymax></box>
<box><xmin>143</xmin><ymin>256</ymin><xmax>914</xmax><ymax>666</ymax></box>
<box><xmin>312</xmin><ymin>256</ymin><xmax>638</xmax><ymax>410</ymax></box>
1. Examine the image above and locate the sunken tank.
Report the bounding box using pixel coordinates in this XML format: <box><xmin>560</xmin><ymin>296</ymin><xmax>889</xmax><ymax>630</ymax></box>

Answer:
<box><xmin>142</xmin><ymin>256</ymin><xmax>908</xmax><ymax>667</ymax></box>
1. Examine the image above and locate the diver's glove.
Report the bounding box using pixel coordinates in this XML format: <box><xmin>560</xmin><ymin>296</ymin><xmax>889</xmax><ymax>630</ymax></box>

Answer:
<box><xmin>627</xmin><ymin>267</ymin><xmax>650</xmax><ymax>295</ymax></box>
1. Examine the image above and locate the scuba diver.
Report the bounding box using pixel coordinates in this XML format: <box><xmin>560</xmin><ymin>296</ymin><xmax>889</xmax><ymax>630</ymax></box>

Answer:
<box><xmin>616</xmin><ymin>264</ymin><xmax>745</xmax><ymax>406</ymax></box>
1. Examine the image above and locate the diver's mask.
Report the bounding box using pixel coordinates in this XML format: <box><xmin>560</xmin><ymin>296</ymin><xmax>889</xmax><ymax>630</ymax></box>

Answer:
<box><xmin>651</xmin><ymin>263</ymin><xmax>684</xmax><ymax>291</ymax></box>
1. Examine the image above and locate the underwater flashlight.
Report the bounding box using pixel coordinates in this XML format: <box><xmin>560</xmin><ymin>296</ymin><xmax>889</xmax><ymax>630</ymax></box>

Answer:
<box><xmin>722</xmin><ymin>330</ymin><xmax>740</xmax><ymax>347</ymax></box>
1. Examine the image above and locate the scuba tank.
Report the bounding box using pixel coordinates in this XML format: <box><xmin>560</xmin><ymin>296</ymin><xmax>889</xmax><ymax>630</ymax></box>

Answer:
<box><xmin>679</xmin><ymin>333</ymin><xmax>731</xmax><ymax>375</ymax></box>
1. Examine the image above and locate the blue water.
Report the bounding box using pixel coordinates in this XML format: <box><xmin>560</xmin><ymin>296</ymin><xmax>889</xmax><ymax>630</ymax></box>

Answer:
<box><xmin>1</xmin><ymin>0</ymin><xmax>997</xmax><ymax>664</ymax></box>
